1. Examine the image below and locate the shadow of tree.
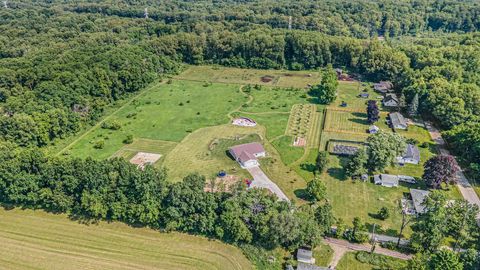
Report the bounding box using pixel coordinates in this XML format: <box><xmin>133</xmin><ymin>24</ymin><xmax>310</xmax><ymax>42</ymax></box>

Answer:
<box><xmin>294</xmin><ymin>189</ymin><xmax>310</xmax><ymax>200</ymax></box>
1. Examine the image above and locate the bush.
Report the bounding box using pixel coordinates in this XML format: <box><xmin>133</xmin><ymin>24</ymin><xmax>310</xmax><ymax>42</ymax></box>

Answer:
<box><xmin>123</xmin><ymin>135</ymin><xmax>133</xmax><ymax>144</ymax></box>
<box><xmin>101</xmin><ymin>120</ymin><xmax>121</xmax><ymax>130</ymax></box>
<box><xmin>94</xmin><ymin>140</ymin><xmax>105</xmax><ymax>149</ymax></box>
<box><xmin>406</xmin><ymin>138</ymin><xmax>419</xmax><ymax>145</ymax></box>
<box><xmin>377</xmin><ymin>207</ymin><xmax>390</xmax><ymax>220</ymax></box>
<box><xmin>420</xmin><ymin>141</ymin><xmax>429</xmax><ymax>148</ymax></box>
<box><xmin>355</xmin><ymin>251</ymin><xmax>407</xmax><ymax>269</ymax></box>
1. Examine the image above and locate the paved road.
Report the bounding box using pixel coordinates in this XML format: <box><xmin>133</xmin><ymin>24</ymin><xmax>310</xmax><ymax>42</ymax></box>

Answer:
<box><xmin>246</xmin><ymin>166</ymin><xmax>290</xmax><ymax>201</ymax></box>
<box><xmin>370</xmin><ymin>233</ymin><xmax>409</xmax><ymax>246</ymax></box>
<box><xmin>425</xmin><ymin>122</ymin><xmax>480</xmax><ymax>223</ymax></box>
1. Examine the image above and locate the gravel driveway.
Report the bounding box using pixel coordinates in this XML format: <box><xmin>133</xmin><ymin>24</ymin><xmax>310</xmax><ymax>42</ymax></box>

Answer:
<box><xmin>246</xmin><ymin>166</ymin><xmax>290</xmax><ymax>201</ymax></box>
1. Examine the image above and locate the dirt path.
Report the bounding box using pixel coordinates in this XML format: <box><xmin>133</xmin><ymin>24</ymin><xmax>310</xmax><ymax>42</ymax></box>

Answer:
<box><xmin>425</xmin><ymin>122</ymin><xmax>480</xmax><ymax>223</ymax></box>
<box><xmin>324</xmin><ymin>237</ymin><xmax>412</xmax><ymax>268</ymax></box>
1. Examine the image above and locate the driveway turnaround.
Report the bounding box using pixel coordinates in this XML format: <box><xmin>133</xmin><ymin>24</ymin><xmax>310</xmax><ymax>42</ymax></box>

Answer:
<box><xmin>246</xmin><ymin>166</ymin><xmax>290</xmax><ymax>201</ymax></box>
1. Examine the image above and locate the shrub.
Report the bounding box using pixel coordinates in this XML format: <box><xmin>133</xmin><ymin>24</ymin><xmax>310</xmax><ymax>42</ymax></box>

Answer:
<box><xmin>377</xmin><ymin>207</ymin><xmax>390</xmax><ymax>220</ymax></box>
<box><xmin>123</xmin><ymin>135</ymin><xmax>133</xmax><ymax>144</ymax></box>
<box><xmin>101</xmin><ymin>120</ymin><xmax>121</xmax><ymax>130</ymax></box>
<box><xmin>420</xmin><ymin>141</ymin><xmax>429</xmax><ymax>148</ymax></box>
<box><xmin>406</xmin><ymin>138</ymin><xmax>419</xmax><ymax>145</ymax></box>
<box><xmin>179</xmin><ymin>102</ymin><xmax>184</xmax><ymax>106</ymax></box>
<box><xmin>94</xmin><ymin>140</ymin><xmax>105</xmax><ymax>149</ymax></box>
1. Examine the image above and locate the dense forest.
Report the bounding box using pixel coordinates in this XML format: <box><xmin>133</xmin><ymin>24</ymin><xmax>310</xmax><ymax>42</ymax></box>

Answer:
<box><xmin>0</xmin><ymin>1</ymin><xmax>480</xmax><ymax>268</ymax></box>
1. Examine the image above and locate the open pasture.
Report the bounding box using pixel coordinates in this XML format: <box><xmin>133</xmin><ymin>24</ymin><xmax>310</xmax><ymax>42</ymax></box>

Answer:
<box><xmin>65</xmin><ymin>80</ymin><xmax>245</xmax><ymax>159</ymax></box>
<box><xmin>0</xmin><ymin>208</ymin><xmax>251</xmax><ymax>270</ymax></box>
<box><xmin>241</xmin><ymin>86</ymin><xmax>309</xmax><ymax>113</ymax></box>
<box><xmin>111</xmin><ymin>138</ymin><xmax>178</xmax><ymax>166</ymax></box>
<box><xmin>324</xmin><ymin>109</ymin><xmax>369</xmax><ymax>134</ymax></box>
<box><xmin>176</xmin><ymin>65</ymin><xmax>321</xmax><ymax>88</ymax></box>
<box><xmin>331</xmin><ymin>81</ymin><xmax>382</xmax><ymax>110</ymax></box>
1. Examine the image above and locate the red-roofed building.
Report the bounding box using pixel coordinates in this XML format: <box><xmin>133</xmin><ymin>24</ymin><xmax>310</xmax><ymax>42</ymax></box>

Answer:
<box><xmin>229</xmin><ymin>142</ymin><xmax>266</xmax><ymax>168</ymax></box>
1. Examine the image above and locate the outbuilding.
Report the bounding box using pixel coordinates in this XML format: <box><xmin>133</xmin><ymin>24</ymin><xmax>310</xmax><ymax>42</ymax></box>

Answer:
<box><xmin>383</xmin><ymin>93</ymin><xmax>399</xmax><ymax>107</ymax></box>
<box><xmin>410</xmin><ymin>189</ymin><xmax>430</xmax><ymax>214</ymax></box>
<box><xmin>373</xmin><ymin>81</ymin><xmax>393</xmax><ymax>93</ymax></box>
<box><xmin>397</xmin><ymin>144</ymin><xmax>420</xmax><ymax>164</ymax></box>
<box><xmin>373</xmin><ymin>174</ymin><xmax>399</xmax><ymax>187</ymax></box>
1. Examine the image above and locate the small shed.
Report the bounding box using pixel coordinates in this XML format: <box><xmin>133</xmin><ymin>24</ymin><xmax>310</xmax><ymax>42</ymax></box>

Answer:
<box><xmin>359</xmin><ymin>93</ymin><xmax>369</xmax><ymax>98</ymax></box>
<box><xmin>297</xmin><ymin>247</ymin><xmax>315</xmax><ymax>264</ymax></box>
<box><xmin>373</xmin><ymin>174</ymin><xmax>399</xmax><ymax>187</ymax></box>
<box><xmin>368</xmin><ymin>125</ymin><xmax>379</xmax><ymax>134</ymax></box>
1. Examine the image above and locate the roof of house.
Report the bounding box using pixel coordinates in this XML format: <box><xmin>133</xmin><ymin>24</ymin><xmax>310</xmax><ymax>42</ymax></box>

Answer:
<box><xmin>297</xmin><ymin>262</ymin><xmax>329</xmax><ymax>270</ymax></box>
<box><xmin>375</xmin><ymin>174</ymin><xmax>399</xmax><ymax>186</ymax></box>
<box><xmin>384</xmin><ymin>93</ymin><xmax>399</xmax><ymax>104</ymax></box>
<box><xmin>229</xmin><ymin>142</ymin><xmax>265</xmax><ymax>163</ymax></box>
<box><xmin>410</xmin><ymin>189</ymin><xmax>430</xmax><ymax>214</ymax></box>
<box><xmin>297</xmin><ymin>248</ymin><xmax>313</xmax><ymax>262</ymax></box>
<box><xmin>389</xmin><ymin>112</ymin><xmax>407</xmax><ymax>127</ymax></box>
<box><xmin>403</xmin><ymin>144</ymin><xmax>420</xmax><ymax>161</ymax></box>
<box><xmin>369</xmin><ymin>125</ymin><xmax>379</xmax><ymax>132</ymax></box>
<box><xmin>374</xmin><ymin>81</ymin><xmax>393</xmax><ymax>92</ymax></box>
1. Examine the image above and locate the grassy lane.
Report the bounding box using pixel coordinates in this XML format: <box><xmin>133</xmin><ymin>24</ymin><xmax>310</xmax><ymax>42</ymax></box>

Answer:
<box><xmin>0</xmin><ymin>208</ymin><xmax>251</xmax><ymax>270</ymax></box>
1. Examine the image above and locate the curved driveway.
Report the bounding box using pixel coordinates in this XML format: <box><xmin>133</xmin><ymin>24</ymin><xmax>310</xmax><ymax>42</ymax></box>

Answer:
<box><xmin>246</xmin><ymin>166</ymin><xmax>290</xmax><ymax>201</ymax></box>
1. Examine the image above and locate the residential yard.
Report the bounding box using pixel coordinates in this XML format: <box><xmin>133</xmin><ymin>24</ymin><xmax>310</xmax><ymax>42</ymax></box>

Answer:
<box><xmin>336</xmin><ymin>251</ymin><xmax>407</xmax><ymax>270</ymax></box>
<box><xmin>235</xmin><ymin>112</ymin><xmax>290</xmax><ymax>140</ymax></box>
<box><xmin>0</xmin><ymin>208</ymin><xmax>251</xmax><ymax>270</ymax></box>
<box><xmin>241</xmin><ymin>86</ymin><xmax>309</xmax><ymax>113</ymax></box>
<box><xmin>271</xmin><ymin>135</ymin><xmax>305</xmax><ymax>165</ymax></box>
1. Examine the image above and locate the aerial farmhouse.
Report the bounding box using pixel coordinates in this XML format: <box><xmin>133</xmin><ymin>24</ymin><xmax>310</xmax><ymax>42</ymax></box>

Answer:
<box><xmin>397</xmin><ymin>144</ymin><xmax>420</xmax><ymax>164</ymax></box>
<box><xmin>389</xmin><ymin>112</ymin><xmax>408</xmax><ymax>130</ymax></box>
<box><xmin>229</xmin><ymin>142</ymin><xmax>266</xmax><ymax>168</ymax></box>
<box><xmin>373</xmin><ymin>174</ymin><xmax>399</xmax><ymax>187</ymax></box>
<box><xmin>373</xmin><ymin>81</ymin><xmax>393</xmax><ymax>93</ymax></box>
<box><xmin>383</xmin><ymin>93</ymin><xmax>400</xmax><ymax>107</ymax></box>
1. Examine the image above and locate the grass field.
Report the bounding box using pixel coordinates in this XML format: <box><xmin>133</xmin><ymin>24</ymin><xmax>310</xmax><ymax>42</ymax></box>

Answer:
<box><xmin>111</xmin><ymin>138</ymin><xmax>178</xmax><ymax>166</ymax></box>
<box><xmin>236</xmin><ymin>112</ymin><xmax>290</xmax><ymax>141</ymax></box>
<box><xmin>65</xmin><ymin>80</ymin><xmax>245</xmax><ymax>159</ymax></box>
<box><xmin>0</xmin><ymin>208</ymin><xmax>251</xmax><ymax>270</ymax></box>
<box><xmin>242</xmin><ymin>87</ymin><xmax>309</xmax><ymax>113</ymax></box>
<box><xmin>271</xmin><ymin>135</ymin><xmax>305</xmax><ymax>165</ymax></box>
<box><xmin>175</xmin><ymin>65</ymin><xmax>321</xmax><ymax>88</ymax></box>
<box><xmin>336</xmin><ymin>252</ymin><xmax>407</xmax><ymax>270</ymax></box>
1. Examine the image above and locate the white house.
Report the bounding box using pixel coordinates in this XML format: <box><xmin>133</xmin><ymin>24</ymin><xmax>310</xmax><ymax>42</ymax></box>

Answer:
<box><xmin>383</xmin><ymin>93</ymin><xmax>399</xmax><ymax>107</ymax></box>
<box><xmin>368</xmin><ymin>125</ymin><xmax>379</xmax><ymax>134</ymax></box>
<box><xmin>397</xmin><ymin>144</ymin><xmax>420</xmax><ymax>164</ymax></box>
<box><xmin>229</xmin><ymin>142</ymin><xmax>266</xmax><ymax>168</ymax></box>
<box><xmin>410</xmin><ymin>189</ymin><xmax>430</xmax><ymax>214</ymax></box>
<box><xmin>373</xmin><ymin>174</ymin><xmax>399</xmax><ymax>187</ymax></box>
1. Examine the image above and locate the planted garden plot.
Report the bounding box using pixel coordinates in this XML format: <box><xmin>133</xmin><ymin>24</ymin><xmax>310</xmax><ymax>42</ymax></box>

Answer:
<box><xmin>286</xmin><ymin>104</ymin><xmax>316</xmax><ymax>146</ymax></box>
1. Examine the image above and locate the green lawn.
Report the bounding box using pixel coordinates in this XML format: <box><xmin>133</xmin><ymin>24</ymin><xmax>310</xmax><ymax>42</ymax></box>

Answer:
<box><xmin>337</xmin><ymin>252</ymin><xmax>407</xmax><ymax>270</ymax></box>
<box><xmin>235</xmin><ymin>112</ymin><xmax>289</xmax><ymax>141</ymax></box>
<box><xmin>271</xmin><ymin>135</ymin><xmax>305</xmax><ymax>165</ymax></box>
<box><xmin>65</xmin><ymin>80</ymin><xmax>245</xmax><ymax>159</ymax></box>
<box><xmin>0</xmin><ymin>208</ymin><xmax>251</xmax><ymax>270</ymax></box>
<box><xmin>242</xmin><ymin>87</ymin><xmax>309</xmax><ymax>113</ymax></box>
<box><xmin>331</xmin><ymin>82</ymin><xmax>382</xmax><ymax>111</ymax></box>
<box><xmin>175</xmin><ymin>65</ymin><xmax>322</xmax><ymax>88</ymax></box>
<box><xmin>313</xmin><ymin>243</ymin><xmax>334</xmax><ymax>267</ymax></box>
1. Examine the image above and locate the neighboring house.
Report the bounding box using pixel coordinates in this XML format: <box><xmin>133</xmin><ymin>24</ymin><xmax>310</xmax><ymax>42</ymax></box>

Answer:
<box><xmin>297</xmin><ymin>262</ymin><xmax>329</xmax><ymax>270</ymax></box>
<box><xmin>368</xmin><ymin>125</ymin><xmax>379</xmax><ymax>134</ymax></box>
<box><xmin>373</xmin><ymin>174</ymin><xmax>399</xmax><ymax>187</ymax></box>
<box><xmin>229</xmin><ymin>142</ymin><xmax>266</xmax><ymax>168</ymax></box>
<box><xmin>410</xmin><ymin>189</ymin><xmax>430</xmax><ymax>214</ymax></box>
<box><xmin>297</xmin><ymin>247</ymin><xmax>315</xmax><ymax>264</ymax></box>
<box><xmin>382</xmin><ymin>93</ymin><xmax>399</xmax><ymax>107</ymax></box>
<box><xmin>373</xmin><ymin>81</ymin><xmax>393</xmax><ymax>93</ymax></box>
<box><xmin>389</xmin><ymin>112</ymin><xmax>408</xmax><ymax>130</ymax></box>
<box><xmin>397</xmin><ymin>144</ymin><xmax>420</xmax><ymax>164</ymax></box>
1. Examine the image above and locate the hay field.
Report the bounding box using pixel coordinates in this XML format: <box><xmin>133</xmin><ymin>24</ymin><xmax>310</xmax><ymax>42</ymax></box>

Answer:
<box><xmin>0</xmin><ymin>208</ymin><xmax>251</xmax><ymax>270</ymax></box>
<box><xmin>175</xmin><ymin>65</ymin><xmax>321</xmax><ymax>88</ymax></box>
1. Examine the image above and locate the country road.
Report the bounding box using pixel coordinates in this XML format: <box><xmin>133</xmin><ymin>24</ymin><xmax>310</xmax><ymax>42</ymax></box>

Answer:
<box><xmin>425</xmin><ymin>122</ymin><xmax>480</xmax><ymax>223</ymax></box>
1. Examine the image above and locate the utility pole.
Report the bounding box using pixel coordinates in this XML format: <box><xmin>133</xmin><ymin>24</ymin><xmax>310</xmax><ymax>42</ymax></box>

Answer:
<box><xmin>288</xmin><ymin>16</ymin><xmax>292</xmax><ymax>30</ymax></box>
<box><xmin>3</xmin><ymin>0</ymin><xmax>8</xmax><ymax>9</ymax></box>
<box><xmin>144</xmin><ymin>7</ymin><xmax>149</xmax><ymax>19</ymax></box>
<box><xmin>370</xmin><ymin>223</ymin><xmax>377</xmax><ymax>253</ymax></box>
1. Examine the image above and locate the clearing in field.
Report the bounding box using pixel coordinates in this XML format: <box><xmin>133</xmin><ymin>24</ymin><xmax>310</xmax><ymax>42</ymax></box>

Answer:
<box><xmin>65</xmin><ymin>80</ymin><xmax>245</xmax><ymax>159</ymax></box>
<box><xmin>0</xmin><ymin>208</ymin><xmax>251</xmax><ymax>270</ymax></box>
<box><xmin>129</xmin><ymin>152</ymin><xmax>162</xmax><ymax>169</ymax></box>
<box><xmin>175</xmin><ymin>65</ymin><xmax>321</xmax><ymax>88</ymax></box>
<box><xmin>111</xmin><ymin>138</ymin><xmax>178</xmax><ymax>167</ymax></box>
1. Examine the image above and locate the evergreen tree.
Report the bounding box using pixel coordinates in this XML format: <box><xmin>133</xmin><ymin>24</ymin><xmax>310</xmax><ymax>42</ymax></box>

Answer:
<box><xmin>367</xmin><ymin>100</ymin><xmax>380</xmax><ymax>123</ymax></box>
<box><xmin>408</xmin><ymin>93</ymin><xmax>419</xmax><ymax>117</ymax></box>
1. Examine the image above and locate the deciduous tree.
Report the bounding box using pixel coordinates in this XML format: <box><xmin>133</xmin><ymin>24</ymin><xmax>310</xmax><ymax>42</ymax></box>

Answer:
<box><xmin>423</xmin><ymin>155</ymin><xmax>459</xmax><ymax>189</ymax></box>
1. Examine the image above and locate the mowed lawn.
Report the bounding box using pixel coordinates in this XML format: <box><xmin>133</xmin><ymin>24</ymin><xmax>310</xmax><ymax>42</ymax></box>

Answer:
<box><xmin>66</xmin><ymin>80</ymin><xmax>245</xmax><ymax>159</ymax></box>
<box><xmin>0</xmin><ymin>208</ymin><xmax>251</xmax><ymax>270</ymax></box>
<box><xmin>175</xmin><ymin>65</ymin><xmax>321</xmax><ymax>88</ymax></box>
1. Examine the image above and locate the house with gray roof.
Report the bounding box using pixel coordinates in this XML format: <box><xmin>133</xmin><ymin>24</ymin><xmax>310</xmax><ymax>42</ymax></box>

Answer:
<box><xmin>374</xmin><ymin>81</ymin><xmax>393</xmax><ymax>93</ymax></box>
<box><xmin>410</xmin><ymin>189</ymin><xmax>430</xmax><ymax>214</ymax></box>
<box><xmin>383</xmin><ymin>93</ymin><xmax>399</xmax><ymax>107</ymax></box>
<box><xmin>374</xmin><ymin>174</ymin><xmax>399</xmax><ymax>187</ymax></box>
<box><xmin>389</xmin><ymin>112</ymin><xmax>408</xmax><ymax>130</ymax></box>
<box><xmin>297</xmin><ymin>262</ymin><xmax>329</xmax><ymax>270</ymax></box>
<box><xmin>229</xmin><ymin>142</ymin><xmax>266</xmax><ymax>168</ymax></box>
<box><xmin>297</xmin><ymin>247</ymin><xmax>315</xmax><ymax>264</ymax></box>
<box><xmin>397</xmin><ymin>144</ymin><xmax>420</xmax><ymax>164</ymax></box>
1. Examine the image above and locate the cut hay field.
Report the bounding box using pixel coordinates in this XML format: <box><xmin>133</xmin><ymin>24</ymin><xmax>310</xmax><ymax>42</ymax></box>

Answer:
<box><xmin>0</xmin><ymin>208</ymin><xmax>251</xmax><ymax>270</ymax></box>
<box><xmin>175</xmin><ymin>65</ymin><xmax>321</xmax><ymax>88</ymax></box>
<box><xmin>64</xmin><ymin>80</ymin><xmax>245</xmax><ymax>159</ymax></box>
